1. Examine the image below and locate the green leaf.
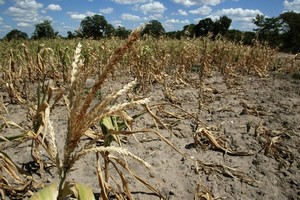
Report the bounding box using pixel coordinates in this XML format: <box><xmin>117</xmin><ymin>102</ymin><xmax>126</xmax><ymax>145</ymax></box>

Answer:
<box><xmin>100</xmin><ymin>116</ymin><xmax>120</xmax><ymax>146</ymax></box>
<box><xmin>116</xmin><ymin>112</ymin><xmax>146</xmax><ymax>131</ymax></box>
<box><xmin>29</xmin><ymin>182</ymin><xmax>58</xmax><ymax>200</ymax></box>
<box><xmin>100</xmin><ymin>113</ymin><xmax>146</xmax><ymax>146</ymax></box>
<box><xmin>101</xmin><ymin>116</ymin><xmax>116</xmax><ymax>132</ymax></box>
<box><xmin>75</xmin><ymin>183</ymin><xmax>95</xmax><ymax>200</ymax></box>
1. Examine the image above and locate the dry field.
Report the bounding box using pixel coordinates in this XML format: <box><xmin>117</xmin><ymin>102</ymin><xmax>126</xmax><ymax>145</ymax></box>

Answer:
<box><xmin>1</xmin><ymin>30</ymin><xmax>300</xmax><ymax>200</ymax></box>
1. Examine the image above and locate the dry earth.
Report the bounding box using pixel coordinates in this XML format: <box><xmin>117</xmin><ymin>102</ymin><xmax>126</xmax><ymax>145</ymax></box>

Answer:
<box><xmin>1</xmin><ymin>69</ymin><xmax>300</xmax><ymax>200</ymax></box>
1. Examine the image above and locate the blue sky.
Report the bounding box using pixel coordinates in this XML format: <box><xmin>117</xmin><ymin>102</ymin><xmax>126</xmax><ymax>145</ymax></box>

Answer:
<box><xmin>0</xmin><ymin>0</ymin><xmax>299</xmax><ymax>38</ymax></box>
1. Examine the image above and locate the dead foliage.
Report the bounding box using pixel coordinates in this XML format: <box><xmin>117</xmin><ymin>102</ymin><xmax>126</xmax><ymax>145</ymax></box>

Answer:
<box><xmin>0</xmin><ymin>30</ymin><xmax>296</xmax><ymax>199</ymax></box>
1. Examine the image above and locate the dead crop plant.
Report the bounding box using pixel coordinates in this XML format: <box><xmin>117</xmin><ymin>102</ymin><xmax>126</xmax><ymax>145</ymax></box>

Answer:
<box><xmin>22</xmin><ymin>28</ymin><xmax>174</xmax><ymax>200</ymax></box>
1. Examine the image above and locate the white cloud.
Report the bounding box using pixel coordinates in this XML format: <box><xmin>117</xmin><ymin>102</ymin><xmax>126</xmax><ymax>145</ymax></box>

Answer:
<box><xmin>138</xmin><ymin>1</ymin><xmax>166</xmax><ymax>14</ymax></box>
<box><xmin>112</xmin><ymin>0</ymin><xmax>147</xmax><ymax>4</ymax></box>
<box><xmin>112</xmin><ymin>20</ymin><xmax>123</xmax><ymax>27</ymax></box>
<box><xmin>284</xmin><ymin>0</ymin><xmax>300</xmax><ymax>12</ymax></box>
<box><xmin>69</xmin><ymin>13</ymin><xmax>86</xmax><ymax>20</ymax></box>
<box><xmin>165</xmin><ymin>19</ymin><xmax>190</xmax><ymax>24</ymax></box>
<box><xmin>17</xmin><ymin>22</ymin><xmax>31</xmax><ymax>27</ymax></box>
<box><xmin>86</xmin><ymin>11</ymin><xmax>97</xmax><ymax>16</ymax></box>
<box><xmin>178</xmin><ymin>9</ymin><xmax>188</xmax><ymax>16</ymax></box>
<box><xmin>214</xmin><ymin>8</ymin><xmax>263</xmax><ymax>18</ymax></box>
<box><xmin>68</xmin><ymin>11</ymin><xmax>98</xmax><ymax>20</ymax></box>
<box><xmin>164</xmin><ymin>18</ymin><xmax>190</xmax><ymax>32</ymax></box>
<box><xmin>163</xmin><ymin>23</ymin><xmax>175</xmax><ymax>31</ymax></box>
<box><xmin>7</xmin><ymin>0</ymin><xmax>43</xmax><ymax>24</ymax></box>
<box><xmin>121</xmin><ymin>13</ymin><xmax>141</xmax><ymax>21</ymax></box>
<box><xmin>210</xmin><ymin>8</ymin><xmax>264</xmax><ymax>31</ymax></box>
<box><xmin>181</xmin><ymin>19</ymin><xmax>190</xmax><ymax>24</ymax></box>
<box><xmin>44</xmin><ymin>16</ymin><xmax>53</xmax><ymax>21</ymax></box>
<box><xmin>239</xmin><ymin>22</ymin><xmax>257</xmax><ymax>31</ymax></box>
<box><xmin>100</xmin><ymin>7</ymin><xmax>114</xmax><ymax>14</ymax></box>
<box><xmin>0</xmin><ymin>17</ymin><xmax>3</xmax><ymax>23</ymax></box>
<box><xmin>14</xmin><ymin>0</ymin><xmax>43</xmax><ymax>10</ymax></box>
<box><xmin>189</xmin><ymin>6</ymin><xmax>212</xmax><ymax>15</ymax></box>
<box><xmin>0</xmin><ymin>0</ymin><xmax>4</xmax><ymax>5</ymax></box>
<box><xmin>113</xmin><ymin>20</ymin><xmax>122</xmax><ymax>24</ymax></box>
<box><xmin>0</xmin><ymin>25</ymin><xmax>12</xmax><ymax>32</ymax></box>
<box><xmin>172</xmin><ymin>0</ymin><xmax>221</xmax><ymax>7</ymax></box>
<box><xmin>163</xmin><ymin>21</ymin><xmax>190</xmax><ymax>32</ymax></box>
<box><xmin>148</xmin><ymin>13</ymin><xmax>163</xmax><ymax>19</ymax></box>
<box><xmin>193</xmin><ymin>17</ymin><xmax>202</xmax><ymax>22</ymax></box>
<box><xmin>47</xmin><ymin>4</ymin><xmax>62</xmax><ymax>11</ymax></box>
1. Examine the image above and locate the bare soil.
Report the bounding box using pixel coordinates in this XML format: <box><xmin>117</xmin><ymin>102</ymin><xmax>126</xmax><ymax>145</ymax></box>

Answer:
<box><xmin>1</xmin><ymin>70</ymin><xmax>300</xmax><ymax>200</ymax></box>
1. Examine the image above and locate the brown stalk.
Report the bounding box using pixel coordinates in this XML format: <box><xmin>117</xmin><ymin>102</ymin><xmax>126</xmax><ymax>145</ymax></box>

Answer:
<box><xmin>112</xmin><ymin>157</ymin><xmax>164</xmax><ymax>199</ymax></box>
<box><xmin>60</xmin><ymin>29</ymin><xmax>142</xmax><ymax>197</ymax></box>
<box><xmin>96</xmin><ymin>152</ymin><xmax>109</xmax><ymax>199</ymax></box>
<box><xmin>79</xmin><ymin>29</ymin><xmax>141</xmax><ymax>119</ymax></box>
<box><xmin>21</xmin><ymin>44</ymin><xmax>34</xmax><ymax>81</ymax></box>
<box><xmin>65</xmin><ymin>30</ymin><xmax>141</xmax><ymax>157</ymax></box>
<box><xmin>110</xmin><ymin>161</ymin><xmax>134</xmax><ymax>200</ymax></box>
<box><xmin>195</xmin><ymin>127</ymin><xmax>254</xmax><ymax>156</ymax></box>
<box><xmin>144</xmin><ymin>104</ymin><xmax>175</xmax><ymax>138</ymax></box>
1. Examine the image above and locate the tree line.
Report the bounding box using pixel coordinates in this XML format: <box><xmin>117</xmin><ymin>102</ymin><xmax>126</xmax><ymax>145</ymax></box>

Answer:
<box><xmin>2</xmin><ymin>12</ymin><xmax>300</xmax><ymax>52</ymax></box>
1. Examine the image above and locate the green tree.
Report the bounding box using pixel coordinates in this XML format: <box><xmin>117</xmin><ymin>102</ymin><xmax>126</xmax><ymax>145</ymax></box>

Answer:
<box><xmin>252</xmin><ymin>13</ymin><xmax>300</xmax><ymax>52</ymax></box>
<box><xmin>67</xmin><ymin>31</ymin><xmax>76</xmax><ymax>39</ymax></box>
<box><xmin>242</xmin><ymin>31</ymin><xmax>256</xmax><ymax>45</ymax></box>
<box><xmin>279</xmin><ymin>11</ymin><xmax>300</xmax><ymax>53</ymax></box>
<box><xmin>195</xmin><ymin>16</ymin><xmax>232</xmax><ymax>38</ymax></box>
<box><xmin>105</xmin><ymin>23</ymin><xmax>115</xmax><ymax>37</ymax></box>
<box><xmin>252</xmin><ymin>14</ymin><xmax>282</xmax><ymax>46</ymax></box>
<box><xmin>225</xmin><ymin>30</ymin><xmax>256</xmax><ymax>45</ymax></box>
<box><xmin>182</xmin><ymin>24</ymin><xmax>196</xmax><ymax>37</ymax></box>
<box><xmin>74</xmin><ymin>29</ymin><xmax>83</xmax><ymax>38</ymax></box>
<box><xmin>225</xmin><ymin>29</ymin><xmax>256</xmax><ymax>45</ymax></box>
<box><xmin>225</xmin><ymin>29</ymin><xmax>242</xmax><ymax>42</ymax></box>
<box><xmin>195</xmin><ymin>16</ymin><xmax>232</xmax><ymax>37</ymax></box>
<box><xmin>80</xmin><ymin>14</ymin><xmax>113</xmax><ymax>39</ymax></box>
<box><xmin>214</xmin><ymin>16</ymin><xmax>232</xmax><ymax>36</ymax></box>
<box><xmin>195</xmin><ymin>18</ymin><xmax>214</xmax><ymax>37</ymax></box>
<box><xmin>165</xmin><ymin>31</ymin><xmax>182</xmax><ymax>39</ymax></box>
<box><xmin>115</xmin><ymin>26</ymin><xmax>131</xmax><ymax>39</ymax></box>
<box><xmin>4</xmin><ymin>29</ymin><xmax>28</xmax><ymax>41</ymax></box>
<box><xmin>32</xmin><ymin>20</ymin><xmax>57</xmax><ymax>39</ymax></box>
<box><xmin>142</xmin><ymin>20</ymin><xmax>165</xmax><ymax>37</ymax></box>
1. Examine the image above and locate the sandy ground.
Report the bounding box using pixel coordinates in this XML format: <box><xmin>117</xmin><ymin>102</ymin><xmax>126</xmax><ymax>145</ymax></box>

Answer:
<box><xmin>1</xmin><ymin>69</ymin><xmax>300</xmax><ymax>200</ymax></box>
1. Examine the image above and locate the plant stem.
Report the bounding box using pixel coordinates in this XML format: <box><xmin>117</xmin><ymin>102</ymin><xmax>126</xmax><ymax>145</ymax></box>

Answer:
<box><xmin>57</xmin><ymin>169</ymin><xmax>68</xmax><ymax>200</ymax></box>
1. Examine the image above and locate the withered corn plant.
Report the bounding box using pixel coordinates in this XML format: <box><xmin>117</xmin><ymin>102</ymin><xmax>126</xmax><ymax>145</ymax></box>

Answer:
<box><xmin>0</xmin><ymin>26</ymin><xmax>292</xmax><ymax>199</ymax></box>
<box><xmin>123</xmin><ymin>35</ymin><xmax>283</xmax><ymax>97</ymax></box>
<box><xmin>26</xmin><ymin>28</ymin><xmax>169</xmax><ymax>200</ymax></box>
<box><xmin>0</xmin><ymin>96</ymin><xmax>35</xmax><ymax>199</ymax></box>
<box><xmin>0</xmin><ymin>40</ymin><xmax>62</xmax><ymax>104</ymax></box>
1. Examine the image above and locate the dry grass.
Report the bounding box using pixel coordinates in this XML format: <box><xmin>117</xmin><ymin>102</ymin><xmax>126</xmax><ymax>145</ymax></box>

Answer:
<box><xmin>1</xmin><ymin>34</ymin><xmax>294</xmax><ymax>104</ymax></box>
<box><xmin>0</xmin><ymin>31</ymin><xmax>298</xmax><ymax>199</ymax></box>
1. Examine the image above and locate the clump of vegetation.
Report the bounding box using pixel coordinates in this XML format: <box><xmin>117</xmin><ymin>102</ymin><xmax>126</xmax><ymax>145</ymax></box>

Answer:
<box><xmin>0</xmin><ymin>28</ymin><xmax>157</xmax><ymax>199</ymax></box>
<box><xmin>0</xmin><ymin>21</ymin><xmax>299</xmax><ymax>199</ymax></box>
